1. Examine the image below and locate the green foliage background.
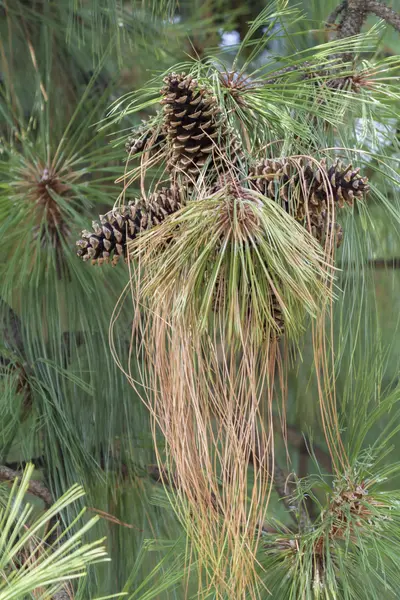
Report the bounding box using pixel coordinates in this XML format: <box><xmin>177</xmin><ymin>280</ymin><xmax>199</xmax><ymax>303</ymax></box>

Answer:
<box><xmin>0</xmin><ymin>0</ymin><xmax>400</xmax><ymax>598</ymax></box>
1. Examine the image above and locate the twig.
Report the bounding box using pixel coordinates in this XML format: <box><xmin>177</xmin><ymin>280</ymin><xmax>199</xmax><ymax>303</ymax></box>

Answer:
<box><xmin>326</xmin><ymin>1</ymin><xmax>348</xmax><ymax>26</ymax></box>
<box><xmin>52</xmin><ymin>588</ymin><xmax>73</xmax><ymax>600</ymax></box>
<box><xmin>367</xmin><ymin>257</ymin><xmax>400</xmax><ymax>269</ymax></box>
<box><xmin>368</xmin><ymin>0</ymin><xmax>400</xmax><ymax>31</ymax></box>
<box><xmin>330</xmin><ymin>0</ymin><xmax>400</xmax><ymax>46</ymax></box>
<box><xmin>4</xmin><ymin>457</ymin><xmax>46</xmax><ymax>471</ymax></box>
<box><xmin>272</xmin><ymin>460</ymin><xmax>296</xmax><ymax>513</ymax></box>
<box><xmin>273</xmin><ymin>417</ymin><xmax>332</xmax><ymax>473</ymax></box>
<box><xmin>147</xmin><ymin>463</ymin><xmax>176</xmax><ymax>486</ymax></box>
<box><xmin>248</xmin><ymin>437</ymin><xmax>310</xmax><ymax>530</ymax></box>
<box><xmin>87</xmin><ymin>507</ymin><xmax>143</xmax><ymax>531</ymax></box>
<box><xmin>336</xmin><ymin>0</ymin><xmax>369</xmax><ymax>41</ymax></box>
<box><xmin>0</xmin><ymin>465</ymin><xmax>53</xmax><ymax>507</ymax></box>
<box><xmin>264</xmin><ymin>61</ymin><xmax>314</xmax><ymax>85</ymax></box>
<box><xmin>272</xmin><ymin>459</ymin><xmax>310</xmax><ymax>530</ymax></box>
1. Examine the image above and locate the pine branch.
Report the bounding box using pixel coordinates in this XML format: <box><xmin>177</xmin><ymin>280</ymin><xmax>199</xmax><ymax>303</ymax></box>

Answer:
<box><xmin>368</xmin><ymin>0</ymin><xmax>400</xmax><ymax>30</ymax></box>
<box><xmin>0</xmin><ymin>464</ymin><xmax>53</xmax><ymax>507</ymax></box>
<box><xmin>349</xmin><ymin>257</ymin><xmax>400</xmax><ymax>269</ymax></box>
<box><xmin>147</xmin><ymin>464</ymin><xmax>178</xmax><ymax>488</ymax></box>
<box><xmin>264</xmin><ymin>62</ymin><xmax>314</xmax><ymax>85</ymax></box>
<box><xmin>52</xmin><ymin>589</ymin><xmax>72</xmax><ymax>600</ymax></box>
<box><xmin>326</xmin><ymin>1</ymin><xmax>348</xmax><ymax>26</ymax></box>
<box><xmin>331</xmin><ymin>0</ymin><xmax>400</xmax><ymax>41</ymax></box>
<box><xmin>273</xmin><ymin>417</ymin><xmax>332</xmax><ymax>473</ymax></box>
<box><xmin>272</xmin><ymin>461</ymin><xmax>297</xmax><ymax>515</ymax></box>
<box><xmin>336</xmin><ymin>0</ymin><xmax>369</xmax><ymax>40</ymax></box>
<box><xmin>325</xmin><ymin>0</ymin><xmax>400</xmax><ymax>82</ymax></box>
<box><xmin>367</xmin><ymin>257</ymin><xmax>400</xmax><ymax>269</ymax></box>
<box><xmin>249</xmin><ymin>437</ymin><xmax>310</xmax><ymax>530</ymax></box>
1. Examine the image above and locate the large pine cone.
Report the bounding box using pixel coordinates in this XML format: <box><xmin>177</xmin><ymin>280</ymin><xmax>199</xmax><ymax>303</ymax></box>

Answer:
<box><xmin>76</xmin><ymin>187</ymin><xmax>182</xmax><ymax>265</ymax></box>
<box><xmin>249</xmin><ymin>158</ymin><xmax>369</xmax><ymax>247</ymax></box>
<box><xmin>161</xmin><ymin>72</ymin><xmax>243</xmax><ymax>181</ymax></box>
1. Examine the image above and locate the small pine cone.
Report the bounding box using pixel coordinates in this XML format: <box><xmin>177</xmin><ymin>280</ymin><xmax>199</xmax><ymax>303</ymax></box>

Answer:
<box><xmin>327</xmin><ymin>75</ymin><xmax>363</xmax><ymax>93</ymax></box>
<box><xmin>161</xmin><ymin>72</ymin><xmax>242</xmax><ymax>180</ymax></box>
<box><xmin>125</xmin><ymin>127</ymin><xmax>166</xmax><ymax>157</ymax></box>
<box><xmin>76</xmin><ymin>187</ymin><xmax>181</xmax><ymax>265</ymax></box>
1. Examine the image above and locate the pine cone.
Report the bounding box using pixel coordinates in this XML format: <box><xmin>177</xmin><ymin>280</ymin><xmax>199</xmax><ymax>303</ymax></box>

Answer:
<box><xmin>76</xmin><ymin>187</ymin><xmax>181</xmax><ymax>265</ymax></box>
<box><xmin>161</xmin><ymin>72</ymin><xmax>242</xmax><ymax>180</ymax></box>
<box><xmin>125</xmin><ymin>126</ymin><xmax>166</xmax><ymax>158</ymax></box>
<box><xmin>250</xmin><ymin>157</ymin><xmax>369</xmax><ymax>247</ymax></box>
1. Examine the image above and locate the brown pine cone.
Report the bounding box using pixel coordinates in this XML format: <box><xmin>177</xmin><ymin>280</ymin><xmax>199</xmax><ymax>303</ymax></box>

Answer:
<box><xmin>76</xmin><ymin>187</ymin><xmax>182</xmax><ymax>265</ymax></box>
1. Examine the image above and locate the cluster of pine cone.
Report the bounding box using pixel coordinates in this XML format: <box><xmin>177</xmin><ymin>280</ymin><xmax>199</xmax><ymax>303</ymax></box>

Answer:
<box><xmin>77</xmin><ymin>72</ymin><xmax>237</xmax><ymax>265</ymax></box>
<box><xmin>249</xmin><ymin>157</ymin><xmax>369</xmax><ymax>247</ymax></box>
<box><xmin>76</xmin><ymin>70</ymin><xmax>370</xmax><ymax>335</ymax></box>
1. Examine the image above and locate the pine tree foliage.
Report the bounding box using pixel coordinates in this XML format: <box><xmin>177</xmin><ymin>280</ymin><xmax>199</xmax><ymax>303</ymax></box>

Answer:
<box><xmin>1</xmin><ymin>0</ymin><xmax>400</xmax><ymax>598</ymax></box>
<box><xmin>0</xmin><ymin>464</ymin><xmax>110</xmax><ymax>599</ymax></box>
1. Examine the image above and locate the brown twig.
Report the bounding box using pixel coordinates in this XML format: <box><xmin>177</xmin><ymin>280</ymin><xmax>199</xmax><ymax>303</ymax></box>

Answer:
<box><xmin>326</xmin><ymin>1</ymin><xmax>348</xmax><ymax>26</ymax></box>
<box><xmin>0</xmin><ymin>465</ymin><xmax>53</xmax><ymax>507</ymax></box>
<box><xmin>368</xmin><ymin>0</ymin><xmax>400</xmax><ymax>30</ymax></box>
<box><xmin>264</xmin><ymin>0</ymin><xmax>400</xmax><ymax>89</ymax></box>
<box><xmin>87</xmin><ymin>507</ymin><xmax>143</xmax><ymax>531</ymax></box>
<box><xmin>272</xmin><ymin>460</ymin><xmax>297</xmax><ymax>513</ymax></box>
<box><xmin>264</xmin><ymin>61</ymin><xmax>315</xmax><ymax>85</ymax></box>
<box><xmin>272</xmin><ymin>459</ymin><xmax>310</xmax><ymax>530</ymax></box>
<box><xmin>273</xmin><ymin>416</ymin><xmax>333</xmax><ymax>473</ymax></box>
<box><xmin>52</xmin><ymin>589</ymin><xmax>73</xmax><ymax>600</ymax></box>
<box><xmin>248</xmin><ymin>436</ymin><xmax>310</xmax><ymax>530</ymax></box>
<box><xmin>336</xmin><ymin>0</ymin><xmax>369</xmax><ymax>41</ymax></box>
<box><xmin>147</xmin><ymin>463</ymin><xmax>177</xmax><ymax>487</ymax></box>
<box><xmin>330</xmin><ymin>0</ymin><xmax>400</xmax><ymax>44</ymax></box>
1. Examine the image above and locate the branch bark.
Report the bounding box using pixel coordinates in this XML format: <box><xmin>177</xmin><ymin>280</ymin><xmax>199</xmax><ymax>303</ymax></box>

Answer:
<box><xmin>248</xmin><ymin>437</ymin><xmax>310</xmax><ymax>530</ymax></box>
<box><xmin>368</xmin><ymin>0</ymin><xmax>400</xmax><ymax>30</ymax></box>
<box><xmin>331</xmin><ymin>0</ymin><xmax>400</xmax><ymax>42</ymax></box>
<box><xmin>52</xmin><ymin>589</ymin><xmax>72</xmax><ymax>600</ymax></box>
<box><xmin>327</xmin><ymin>1</ymin><xmax>348</xmax><ymax>26</ymax></box>
<box><xmin>336</xmin><ymin>0</ymin><xmax>369</xmax><ymax>40</ymax></box>
<box><xmin>0</xmin><ymin>465</ymin><xmax>53</xmax><ymax>507</ymax></box>
<box><xmin>0</xmin><ymin>299</ymin><xmax>24</xmax><ymax>355</ymax></box>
